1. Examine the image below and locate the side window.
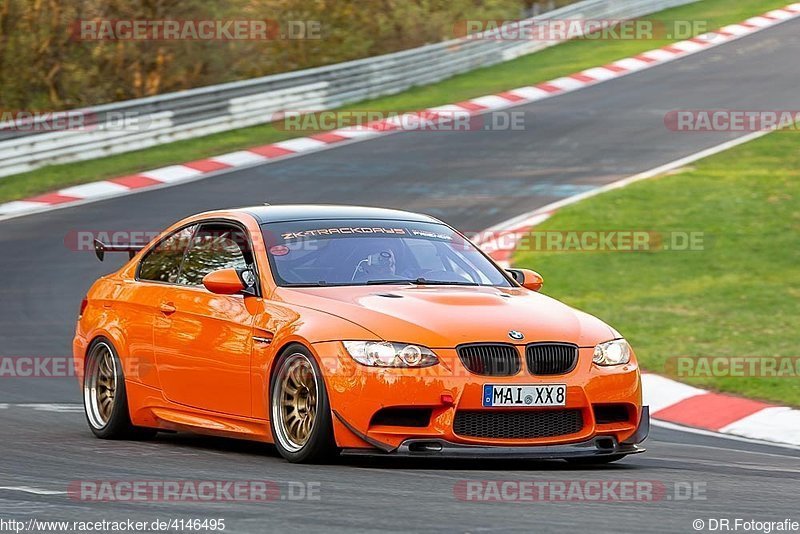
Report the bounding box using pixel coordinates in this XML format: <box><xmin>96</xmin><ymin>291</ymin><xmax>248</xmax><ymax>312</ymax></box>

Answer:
<box><xmin>138</xmin><ymin>225</ymin><xmax>197</xmax><ymax>283</ymax></box>
<box><xmin>177</xmin><ymin>223</ymin><xmax>252</xmax><ymax>287</ymax></box>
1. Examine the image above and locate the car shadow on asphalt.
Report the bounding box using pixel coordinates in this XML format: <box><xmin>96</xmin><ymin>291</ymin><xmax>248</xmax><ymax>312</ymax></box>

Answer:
<box><xmin>339</xmin><ymin>456</ymin><xmax>643</xmax><ymax>471</ymax></box>
<box><xmin>149</xmin><ymin>432</ymin><xmax>644</xmax><ymax>471</ymax></box>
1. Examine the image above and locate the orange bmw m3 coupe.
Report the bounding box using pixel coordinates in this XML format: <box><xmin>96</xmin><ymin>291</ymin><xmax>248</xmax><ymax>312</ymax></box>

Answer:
<box><xmin>74</xmin><ymin>205</ymin><xmax>648</xmax><ymax>463</ymax></box>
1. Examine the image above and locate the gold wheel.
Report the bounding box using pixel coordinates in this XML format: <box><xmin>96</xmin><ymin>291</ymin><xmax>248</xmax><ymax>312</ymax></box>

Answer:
<box><xmin>84</xmin><ymin>342</ymin><xmax>118</xmax><ymax>429</ymax></box>
<box><xmin>272</xmin><ymin>353</ymin><xmax>319</xmax><ymax>453</ymax></box>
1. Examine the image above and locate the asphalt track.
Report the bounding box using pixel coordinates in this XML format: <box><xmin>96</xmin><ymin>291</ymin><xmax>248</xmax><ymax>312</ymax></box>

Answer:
<box><xmin>0</xmin><ymin>16</ymin><xmax>799</xmax><ymax>533</ymax></box>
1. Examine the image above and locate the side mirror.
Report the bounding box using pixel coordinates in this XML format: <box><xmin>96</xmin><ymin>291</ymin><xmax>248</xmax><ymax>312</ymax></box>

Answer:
<box><xmin>506</xmin><ymin>268</ymin><xmax>543</xmax><ymax>292</ymax></box>
<box><xmin>202</xmin><ymin>268</ymin><xmax>256</xmax><ymax>295</ymax></box>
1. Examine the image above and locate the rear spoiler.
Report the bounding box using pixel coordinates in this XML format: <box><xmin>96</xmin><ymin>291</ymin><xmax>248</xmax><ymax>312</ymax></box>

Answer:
<box><xmin>93</xmin><ymin>239</ymin><xmax>145</xmax><ymax>261</ymax></box>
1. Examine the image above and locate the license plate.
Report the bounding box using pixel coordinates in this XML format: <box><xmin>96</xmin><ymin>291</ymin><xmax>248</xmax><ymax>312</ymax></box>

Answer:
<box><xmin>482</xmin><ymin>384</ymin><xmax>566</xmax><ymax>407</ymax></box>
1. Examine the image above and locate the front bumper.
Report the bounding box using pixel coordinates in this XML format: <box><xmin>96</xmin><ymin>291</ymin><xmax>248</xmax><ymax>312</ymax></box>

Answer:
<box><xmin>340</xmin><ymin>407</ymin><xmax>649</xmax><ymax>459</ymax></box>
<box><xmin>314</xmin><ymin>341</ymin><xmax>645</xmax><ymax>452</ymax></box>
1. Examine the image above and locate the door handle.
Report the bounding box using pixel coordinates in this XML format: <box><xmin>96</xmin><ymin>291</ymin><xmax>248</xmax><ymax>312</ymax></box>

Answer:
<box><xmin>159</xmin><ymin>302</ymin><xmax>177</xmax><ymax>315</ymax></box>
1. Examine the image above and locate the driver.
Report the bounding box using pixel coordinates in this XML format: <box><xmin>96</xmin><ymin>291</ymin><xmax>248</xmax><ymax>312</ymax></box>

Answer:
<box><xmin>354</xmin><ymin>249</ymin><xmax>397</xmax><ymax>279</ymax></box>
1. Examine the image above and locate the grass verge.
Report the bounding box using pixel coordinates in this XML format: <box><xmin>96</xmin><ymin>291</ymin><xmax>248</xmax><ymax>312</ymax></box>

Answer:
<box><xmin>513</xmin><ymin>131</ymin><xmax>800</xmax><ymax>406</ymax></box>
<box><xmin>0</xmin><ymin>0</ymin><xmax>791</xmax><ymax>203</ymax></box>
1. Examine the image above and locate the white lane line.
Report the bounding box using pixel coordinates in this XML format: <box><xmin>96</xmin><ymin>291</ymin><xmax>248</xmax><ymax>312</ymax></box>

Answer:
<box><xmin>652</xmin><ymin>419</ymin><xmax>800</xmax><ymax>451</ymax></box>
<box><xmin>0</xmin><ymin>486</ymin><xmax>67</xmax><ymax>496</ymax></box>
<box><xmin>644</xmin><ymin>455</ymin><xmax>800</xmax><ymax>474</ymax></box>
<box><xmin>654</xmin><ymin>440</ymin><xmax>800</xmax><ymax>461</ymax></box>
<box><xmin>481</xmin><ymin>128</ymin><xmax>773</xmax><ymax>237</ymax></box>
<box><xmin>13</xmin><ymin>404</ymin><xmax>83</xmax><ymax>413</ymax></box>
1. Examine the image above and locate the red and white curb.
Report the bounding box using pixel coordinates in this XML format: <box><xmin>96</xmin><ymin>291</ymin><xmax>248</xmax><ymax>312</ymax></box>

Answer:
<box><xmin>473</xmin><ymin>131</ymin><xmax>800</xmax><ymax>449</ymax></box>
<box><xmin>2</xmin><ymin>4</ymin><xmax>800</xmax><ymax>221</ymax></box>
<box><xmin>479</xmin><ymin>191</ymin><xmax>800</xmax><ymax>450</ymax></box>
<box><xmin>472</xmin><ymin>129</ymin><xmax>800</xmax><ymax>449</ymax></box>
<box><xmin>643</xmin><ymin>374</ymin><xmax>800</xmax><ymax>447</ymax></box>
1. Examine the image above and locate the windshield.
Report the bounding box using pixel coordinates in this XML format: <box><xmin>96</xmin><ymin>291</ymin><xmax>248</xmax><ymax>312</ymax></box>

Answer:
<box><xmin>261</xmin><ymin>219</ymin><xmax>512</xmax><ymax>287</ymax></box>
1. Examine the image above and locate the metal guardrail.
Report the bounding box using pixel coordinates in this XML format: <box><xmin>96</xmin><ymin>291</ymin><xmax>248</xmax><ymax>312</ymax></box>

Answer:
<box><xmin>0</xmin><ymin>0</ymin><xmax>696</xmax><ymax>178</ymax></box>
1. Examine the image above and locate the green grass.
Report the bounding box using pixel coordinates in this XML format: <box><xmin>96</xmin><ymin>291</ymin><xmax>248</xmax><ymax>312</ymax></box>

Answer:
<box><xmin>513</xmin><ymin>131</ymin><xmax>800</xmax><ymax>406</ymax></box>
<box><xmin>0</xmin><ymin>0</ymin><xmax>789</xmax><ymax>203</ymax></box>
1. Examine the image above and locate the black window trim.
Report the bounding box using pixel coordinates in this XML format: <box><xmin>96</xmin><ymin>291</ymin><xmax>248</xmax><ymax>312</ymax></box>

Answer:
<box><xmin>174</xmin><ymin>223</ymin><xmax>202</xmax><ymax>287</ymax></box>
<box><xmin>135</xmin><ymin>221</ymin><xmax>198</xmax><ymax>286</ymax></box>
<box><xmin>135</xmin><ymin>218</ymin><xmax>262</xmax><ymax>297</ymax></box>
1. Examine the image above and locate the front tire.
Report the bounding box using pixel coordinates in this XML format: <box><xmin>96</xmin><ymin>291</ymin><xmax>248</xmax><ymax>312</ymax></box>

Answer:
<box><xmin>270</xmin><ymin>346</ymin><xmax>337</xmax><ymax>463</ymax></box>
<box><xmin>83</xmin><ymin>338</ymin><xmax>156</xmax><ymax>440</ymax></box>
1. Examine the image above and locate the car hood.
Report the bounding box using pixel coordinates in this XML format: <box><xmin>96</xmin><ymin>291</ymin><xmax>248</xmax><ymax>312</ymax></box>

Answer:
<box><xmin>275</xmin><ymin>285</ymin><xmax>616</xmax><ymax>348</ymax></box>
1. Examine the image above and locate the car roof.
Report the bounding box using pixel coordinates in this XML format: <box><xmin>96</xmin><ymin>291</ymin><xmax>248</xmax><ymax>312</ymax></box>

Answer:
<box><xmin>235</xmin><ymin>205</ymin><xmax>442</xmax><ymax>224</ymax></box>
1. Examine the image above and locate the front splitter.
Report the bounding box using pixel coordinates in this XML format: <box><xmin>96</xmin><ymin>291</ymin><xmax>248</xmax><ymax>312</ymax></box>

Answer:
<box><xmin>338</xmin><ymin>407</ymin><xmax>650</xmax><ymax>459</ymax></box>
<box><xmin>342</xmin><ymin>436</ymin><xmax>645</xmax><ymax>459</ymax></box>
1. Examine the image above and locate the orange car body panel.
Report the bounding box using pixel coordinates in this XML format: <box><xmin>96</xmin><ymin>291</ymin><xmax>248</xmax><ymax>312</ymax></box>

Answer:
<box><xmin>74</xmin><ymin>208</ymin><xmax>643</xmax><ymax>452</ymax></box>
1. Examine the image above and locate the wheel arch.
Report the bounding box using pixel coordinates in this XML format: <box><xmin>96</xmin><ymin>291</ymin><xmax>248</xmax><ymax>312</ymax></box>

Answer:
<box><xmin>80</xmin><ymin>326</ymin><xmax>145</xmax><ymax>392</ymax></box>
<box><xmin>84</xmin><ymin>327</ymin><xmax>128</xmax><ymax>366</ymax></box>
<box><xmin>267</xmin><ymin>339</ymin><xmax>320</xmax><ymax>394</ymax></box>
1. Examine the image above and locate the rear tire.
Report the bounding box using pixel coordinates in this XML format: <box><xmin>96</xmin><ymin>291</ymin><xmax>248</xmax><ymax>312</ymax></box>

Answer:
<box><xmin>269</xmin><ymin>345</ymin><xmax>337</xmax><ymax>463</ymax></box>
<box><xmin>566</xmin><ymin>454</ymin><xmax>626</xmax><ymax>465</ymax></box>
<box><xmin>83</xmin><ymin>338</ymin><xmax>156</xmax><ymax>440</ymax></box>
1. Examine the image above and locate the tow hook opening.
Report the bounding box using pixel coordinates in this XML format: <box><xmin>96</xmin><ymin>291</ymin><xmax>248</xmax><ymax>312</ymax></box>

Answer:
<box><xmin>408</xmin><ymin>441</ymin><xmax>444</xmax><ymax>453</ymax></box>
<box><xmin>596</xmin><ymin>437</ymin><xmax>616</xmax><ymax>451</ymax></box>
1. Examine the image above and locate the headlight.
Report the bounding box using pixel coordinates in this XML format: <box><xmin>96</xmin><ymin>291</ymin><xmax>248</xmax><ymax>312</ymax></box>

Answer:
<box><xmin>343</xmin><ymin>341</ymin><xmax>439</xmax><ymax>368</ymax></box>
<box><xmin>593</xmin><ymin>339</ymin><xmax>631</xmax><ymax>366</ymax></box>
